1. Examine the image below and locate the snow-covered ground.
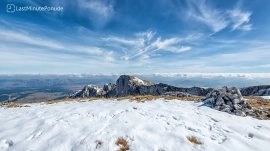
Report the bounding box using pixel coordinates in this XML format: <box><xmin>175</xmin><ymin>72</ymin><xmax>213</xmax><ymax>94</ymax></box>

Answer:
<box><xmin>261</xmin><ymin>96</ymin><xmax>270</xmax><ymax>100</ymax></box>
<box><xmin>0</xmin><ymin>99</ymin><xmax>270</xmax><ymax>151</ymax></box>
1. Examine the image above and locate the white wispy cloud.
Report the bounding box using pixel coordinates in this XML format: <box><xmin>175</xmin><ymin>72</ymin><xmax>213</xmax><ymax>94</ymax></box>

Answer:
<box><xmin>135</xmin><ymin>31</ymin><xmax>156</xmax><ymax>42</ymax></box>
<box><xmin>212</xmin><ymin>44</ymin><xmax>270</xmax><ymax>62</ymax></box>
<box><xmin>164</xmin><ymin>43</ymin><xmax>270</xmax><ymax>73</ymax></box>
<box><xmin>186</xmin><ymin>0</ymin><xmax>228</xmax><ymax>33</ymax></box>
<box><xmin>228</xmin><ymin>9</ymin><xmax>252</xmax><ymax>31</ymax></box>
<box><xmin>0</xmin><ymin>43</ymin><xmax>118</xmax><ymax>74</ymax></box>
<box><xmin>152</xmin><ymin>37</ymin><xmax>180</xmax><ymax>49</ymax></box>
<box><xmin>0</xmin><ymin>48</ymin><xmax>117</xmax><ymax>74</ymax></box>
<box><xmin>103</xmin><ymin>36</ymin><xmax>142</xmax><ymax>46</ymax></box>
<box><xmin>185</xmin><ymin>0</ymin><xmax>253</xmax><ymax>33</ymax></box>
<box><xmin>104</xmin><ymin>31</ymin><xmax>193</xmax><ymax>62</ymax></box>
<box><xmin>103</xmin><ymin>51</ymin><xmax>116</xmax><ymax>62</ymax></box>
<box><xmin>78</xmin><ymin>0</ymin><xmax>115</xmax><ymax>27</ymax></box>
<box><xmin>0</xmin><ymin>30</ymin><xmax>64</xmax><ymax>50</ymax></box>
<box><xmin>71</xmin><ymin>46</ymin><xmax>104</xmax><ymax>55</ymax></box>
<box><xmin>0</xmin><ymin>29</ymin><xmax>110</xmax><ymax>56</ymax></box>
<box><xmin>164</xmin><ymin>46</ymin><xmax>192</xmax><ymax>53</ymax></box>
<box><xmin>0</xmin><ymin>27</ymin><xmax>119</xmax><ymax>74</ymax></box>
<box><xmin>149</xmin><ymin>37</ymin><xmax>191</xmax><ymax>53</ymax></box>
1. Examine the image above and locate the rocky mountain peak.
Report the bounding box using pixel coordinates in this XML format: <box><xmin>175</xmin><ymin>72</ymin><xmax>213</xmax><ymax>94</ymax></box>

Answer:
<box><xmin>115</xmin><ymin>75</ymin><xmax>154</xmax><ymax>96</ymax></box>
<box><xmin>80</xmin><ymin>85</ymin><xmax>103</xmax><ymax>97</ymax></box>
<box><xmin>70</xmin><ymin>75</ymin><xmax>212</xmax><ymax>98</ymax></box>
<box><xmin>116</xmin><ymin>75</ymin><xmax>155</xmax><ymax>87</ymax></box>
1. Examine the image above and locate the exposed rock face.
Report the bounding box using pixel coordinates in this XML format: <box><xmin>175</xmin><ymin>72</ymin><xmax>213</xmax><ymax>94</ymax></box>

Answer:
<box><xmin>204</xmin><ymin>87</ymin><xmax>253</xmax><ymax>116</ymax></box>
<box><xmin>241</xmin><ymin>85</ymin><xmax>270</xmax><ymax>96</ymax></box>
<box><xmin>71</xmin><ymin>85</ymin><xmax>103</xmax><ymax>98</ymax></box>
<box><xmin>115</xmin><ymin>75</ymin><xmax>155</xmax><ymax>96</ymax></box>
<box><xmin>102</xmin><ymin>83</ymin><xmax>117</xmax><ymax>96</ymax></box>
<box><xmin>70</xmin><ymin>75</ymin><xmax>212</xmax><ymax>98</ymax></box>
<box><xmin>186</xmin><ymin>87</ymin><xmax>212</xmax><ymax>96</ymax></box>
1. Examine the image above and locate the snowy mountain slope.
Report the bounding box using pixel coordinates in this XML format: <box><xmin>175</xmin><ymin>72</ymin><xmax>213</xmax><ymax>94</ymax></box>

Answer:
<box><xmin>0</xmin><ymin>100</ymin><xmax>270</xmax><ymax>151</ymax></box>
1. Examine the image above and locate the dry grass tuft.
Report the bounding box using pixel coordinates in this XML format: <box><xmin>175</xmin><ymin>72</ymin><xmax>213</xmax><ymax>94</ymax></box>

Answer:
<box><xmin>164</xmin><ymin>95</ymin><xmax>203</xmax><ymax>101</ymax></box>
<box><xmin>116</xmin><ymin>95</ymin><xmax>203</xmax><ymax>102</ymax></box>
<box><xmin>46</xmin><ymin>98</ymin><xmax>91</xmax><ymax>104</ymax></box>
<box><xmin>1</xmin><ymin>95</ymin><xmax>204</xmax><ymax>107</ymax></box>
<box><xmin>0</xmin><ymin>102</ymin><xmax>30</xmax><ymax>108</ymax></box>
<box><xmin>46</xmin><ymin>98</ymin><xmax>79</xmax><ymax>104</ymax></box>
<box><xmin>186</xmin><ymin>136</ymin><xmax>203</xmax><ymax>145</ymax></box>
<box><xmin>47</xmin><ymin>101</ymin><xmax>57</xmax><ymax>104</ymax></box>
<box><xmin>244</xmin><ymin>96</ymin><xmax>270</xmax><ymax>109</ymax></box>
<box><xmin>116</xmin><ymin>95</ymin><xmax>157</xmax><ymax>102</ymax></box>
<box><xmin>115</xmin><ymin>137</ymin><xmax>130</xmax><ymax>151</ymax></box>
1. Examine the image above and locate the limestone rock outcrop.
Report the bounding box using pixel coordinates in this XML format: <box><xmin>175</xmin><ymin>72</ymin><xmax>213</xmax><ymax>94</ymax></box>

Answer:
<box><xmin>241</xmin><ymin>85</ymin><xmax>270</xmax><ymax>96</ymax></box>
<box><xmin>70</xmin><ymin>75</ymin><xmax>212</xmax><ymax>98</ymax></box>
<box><xmin>71</xmin><ymin>85</ymin><xmax>103</xmax><ymax>98</ymax></box>
<box><xmin>204</xmin><ymin>87</ymin><xmax>252</xmax><ymax>116</ymax></box>
<box><xmin>115</xmin><ymin>75</ymin><xmax>155</xmax><ymax>97</ymax></box>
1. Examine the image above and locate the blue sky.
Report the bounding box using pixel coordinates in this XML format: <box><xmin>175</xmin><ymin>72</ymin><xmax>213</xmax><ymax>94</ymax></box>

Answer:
<box><xmin>0</xmin><ymin>0</ymin><xmax>270</xmax><ymax>74</ymax></box>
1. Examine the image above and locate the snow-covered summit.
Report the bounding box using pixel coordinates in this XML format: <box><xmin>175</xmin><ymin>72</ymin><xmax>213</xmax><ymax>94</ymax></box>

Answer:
<box><xmin>0</xmin><ymin>99</ymin><xmax>270</xmax><ymax>151</ymax></box>
<box><xmin>129</xmin><ymin>76</ymin><xmax>155</xmax><ymax>86</ymax></box>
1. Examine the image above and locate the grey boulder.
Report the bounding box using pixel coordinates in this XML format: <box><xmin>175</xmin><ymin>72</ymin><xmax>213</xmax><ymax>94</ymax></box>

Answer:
<box><xmin>204</xmin><ymin>87</ymin><xmax>251</xmax><ymax>116</ymax></box>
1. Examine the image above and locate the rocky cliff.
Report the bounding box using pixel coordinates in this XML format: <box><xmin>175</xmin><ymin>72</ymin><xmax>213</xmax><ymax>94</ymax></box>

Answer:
<box><xmin>70</xmin><ymin>75</ymin><xmax>213</xmax><ymax>98</ymax></box>
<box><xmin>241</xmin><ymin>85</ymin><xmax>270</xmax><ymax>96</ymax></box>
<box><xmin>70</xmin><ymin>75</ymin><xmax>270</xmax><ymax>99</ymax></box>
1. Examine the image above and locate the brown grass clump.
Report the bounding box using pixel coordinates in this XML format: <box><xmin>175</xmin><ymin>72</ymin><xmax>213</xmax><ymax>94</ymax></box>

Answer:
<box><xmin>116</xmin><ymin>95</ymin><xmax>158</xmax><ymax>102</ymax></box>
<box><xmin>186</xmin><ymin>136</ymin><xmax>203</xmax><ymax>145</ymax></box>
<box><xmin>0</xmin><ymin>102</ymin><xmax>30</xmax><ymax>108</ymax></box>
<box><xmin>0</xmin><ymin>95</ymin><xmax>204</xmax><ymax>107</ymax></box>
<box><xmin>115</xmin><ymin>137</ymin><xmax>130</xmax><ymax>151</ymax></box>
<box><xmin>47</xmin><ymin>95</ymin><xmax>203</xmax><ymax>105</ymax></box>
<box><xmin>47</xmin><ymin>101</ymin><xmax>58</xmax><ymax>104</ymax></box>
<box><xmin>164</xmin><ymin>96</ymin><xmax>203</xmax><ymax>101</ymax></box>
<box><xmin>46</xmin><ymin>98</ymin><xmax>87</xmax><ymax>104</ymax></box>
<box><xmin>244</xmin><ymin>96</ymin><xmax>270</xmax><ymax>109</ymax></box>
<box><xmin>47</xmin><ymin>98</ymin><xmax>81</xmax><ymax>104</ymax></box>
<box><xmin>116</xmin><ymin>95</ymin><xmax>203</xmax><ymax>102</ymax></box>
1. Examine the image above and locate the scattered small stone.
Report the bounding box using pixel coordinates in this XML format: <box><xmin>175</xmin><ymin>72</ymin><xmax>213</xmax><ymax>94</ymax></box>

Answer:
<box><xmin>0</xmin><ymin>139</ymin><xmax>13</xmax><ymax>149</ymax></box>
<box><xmin>248</xmin><ymin>133</ymin><xmax>254</xmax><ymax>138</ymax></box>
<box><xmin>95</xmin><ymin>140</ymin><xmax>103</xmax><ymax>149</ymax></box>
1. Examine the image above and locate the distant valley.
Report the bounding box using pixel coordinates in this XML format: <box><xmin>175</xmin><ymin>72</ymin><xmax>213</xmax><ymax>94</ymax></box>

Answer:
<box><xmin>1</xmin><ymin>74</ymin><xmax>270</xmax><ymax>103</ymax></box>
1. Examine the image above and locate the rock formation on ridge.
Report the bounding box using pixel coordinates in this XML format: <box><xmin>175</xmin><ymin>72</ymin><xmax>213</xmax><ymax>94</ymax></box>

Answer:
<box><xmin>70</xmin><ymin>75</ymin><xmax>213</xmax><ymax>98</ymax></box>
<box><xmin>241</xmin><ymin>85</ymin><xmax>270</xmax><ymax>96</ymax></box>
